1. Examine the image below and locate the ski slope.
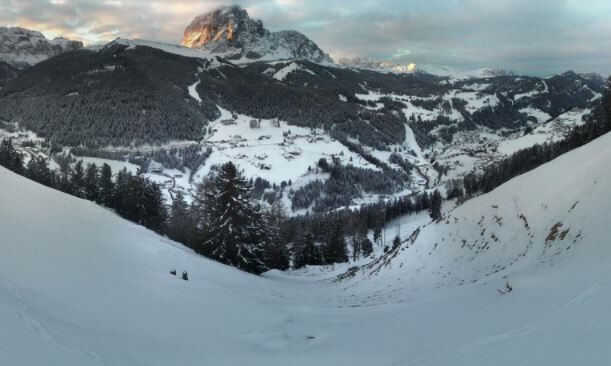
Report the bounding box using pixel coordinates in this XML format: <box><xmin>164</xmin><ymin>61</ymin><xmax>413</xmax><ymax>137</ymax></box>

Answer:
<box><xmin>2</xmin><ymin>133</ymin><xmax>611</xmax><ymax>365</ymax></box>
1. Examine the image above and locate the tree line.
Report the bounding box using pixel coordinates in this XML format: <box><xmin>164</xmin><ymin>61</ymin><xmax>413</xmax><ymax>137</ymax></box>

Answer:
<box><xmin>0</xmin><ymin>143</ymin><xmax>167</xmax><ymax>232</ymax></box>
<box><xmin>463</xmin><ymin>78</ymin><xmax>611</xmax><ymax>196</ymax></box>
<box><xmin>1</xmin><ymin>77</ymin><xmax>607</xmax><ymax>274</ymax></box>
<box><xmin>2</xmin><ymin>140</ymin><xmax>445</xmax><ymax>274</ymax></box>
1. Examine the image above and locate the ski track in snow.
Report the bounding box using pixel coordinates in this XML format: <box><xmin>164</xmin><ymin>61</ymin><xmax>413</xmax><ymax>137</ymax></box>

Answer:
<box><xmin>0</xmin><ymin>277</ymin><xmax>105</xmax><ymax>364</ymax></box>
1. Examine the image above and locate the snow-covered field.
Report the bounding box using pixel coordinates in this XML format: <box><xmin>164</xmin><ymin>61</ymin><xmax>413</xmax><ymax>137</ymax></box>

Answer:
<box><xmin>0</xmin><ymin>102</ymin><xmax>592</xmax><ymax>215</ymax></box>
<box><xmin>1</xmin><ymin>130</ymin><xmax>611</xmax><ymax>365</ymax></box>
<box><xmin>193</xmin><ymin>106</ymin><xmax>378</xmax><ymax>185</ymax></box>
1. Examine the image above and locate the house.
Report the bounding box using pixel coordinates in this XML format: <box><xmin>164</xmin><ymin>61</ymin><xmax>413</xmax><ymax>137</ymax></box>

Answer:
<box><xmin>149</xmin><ymin>161</ymin><xmax>163</xmax><ymax>174</ymax></box>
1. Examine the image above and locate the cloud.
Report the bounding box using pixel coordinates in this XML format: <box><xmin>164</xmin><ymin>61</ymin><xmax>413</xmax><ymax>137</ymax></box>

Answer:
<box><xmin>0</xmin><ymin>0</ymin><xmax>609</xmax><ymax>75</ymax></box>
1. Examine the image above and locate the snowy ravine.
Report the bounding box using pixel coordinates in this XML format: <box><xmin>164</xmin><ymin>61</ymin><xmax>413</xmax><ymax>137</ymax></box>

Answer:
<box><xmin>2</xmin><ymin>134</ymin><xmax>611</xmax><ymax>365</ymax></box>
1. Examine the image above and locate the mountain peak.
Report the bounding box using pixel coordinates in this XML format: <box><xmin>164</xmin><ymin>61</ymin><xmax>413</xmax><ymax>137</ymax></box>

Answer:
<box><xmin>180</xmin><ymin>5</ymin><xmax>333</xmax><ymax>64</ymax></box>
<box><xmin>0</xmin><ymin>26</ymin><xmax>83</xmax><ymax>67</ymax></box>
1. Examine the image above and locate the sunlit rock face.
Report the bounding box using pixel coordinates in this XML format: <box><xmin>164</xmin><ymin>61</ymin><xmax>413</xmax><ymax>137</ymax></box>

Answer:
<box><xmin>180</xmin><ymin>5</ymin><xmax>333</xmax><ymax>63</ymax></box>
<box><xmin>0</xmin><ymin>27</ymin><xmax>83</xmax><ymax>68</ymax></box>
<box><xmin>181</xmin><ymin>5</ymin><xmax>264</xmax><ymax>48</ymax></box>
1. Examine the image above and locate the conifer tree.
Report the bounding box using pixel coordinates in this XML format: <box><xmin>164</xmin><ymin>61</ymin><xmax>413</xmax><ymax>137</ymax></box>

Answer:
<box><xmin>430</xmin><ymin>189</ymin><xmax>442</xmax><ymax>220</ymax></box>
<box><xmin>324</xmin><ymin>220</ymin><xmax>348</xmax><ymax>263</ymax></box>
<box><xmin>294</xmin><ymin>232</ymin><xmax>322</xmax><ymax>269</ymax></box>
<box><xmin>264</xmin><ymin>202</ymin><xmax>290</xmax><ymax>270</ymax></box>
<box><xmin>392</xmin><ymin>235</ymin><xmax>401</xmax><ymax>250</ymax></box>
<box><xmin>26</xmin><ymin>156</ymin><xmax>54</xmax><ymax>187</ymax></box>
<box><xmin>361</xmin><ymin>238</ymin><xmax>374</xmax><ymax>257</ymax></box>
<box><xmin>0</xmin><ymin>139</ymin><xmax>23</xmax><ymax>174</ymax></box>
<box><xmin>197</xmin><ymin>162</ymin><xmax>270</xmax><ymax>274</ymax></box>
<box><xmin>56</xmin><ymin>156</ymin><xmax>73</xmax><ymax>194</ymax></box>
<box><xmin>71</xmin><ymin>160</ymin><xmax>85</xmax><ymax>198</ymax></box>
<box><xmin>98</xmin><ymin>163</ymin><xmax>114</xmax><ymax>206</ymax></box>
<box><xmin>166</xmin><ymin>191</ymin><xmax>195</xmax><ymax>245</ymax></box>
<box><xmin>141</xmin><ymin>179</ymin><xmax>166</xmax><ymax>233</ymax></box>
<box><xmin>84</xmin><ymin>163</ymin><xmax>99</xmax><ymax>202</ymax></box>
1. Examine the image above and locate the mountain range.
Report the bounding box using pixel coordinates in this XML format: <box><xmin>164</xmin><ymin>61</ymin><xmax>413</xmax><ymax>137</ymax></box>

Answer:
<box><xmin>0</xmin><ymin>5</ymin><xmax>607</xmax><ymax>215</ymax></box>
<box><xmin>1</xmin><ymin>5</ymin><xmax>611</xmax><ymax>364</ymax></box>
<box><xmin>0</xmin><ymin>26</ymin><xmax>82</xmax><ymax>68</ymax></box>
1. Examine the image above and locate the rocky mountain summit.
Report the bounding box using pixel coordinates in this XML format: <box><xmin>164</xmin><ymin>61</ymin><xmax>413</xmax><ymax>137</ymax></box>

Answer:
<box><xmin>0</xmin><ymin>27</ymin><xmax>82</xmax><ymax>67</ymax></box>
<box><xmin>181</xmin><ymin>5</ymin><xmax>332</xmax><ymax>63</ymax></box>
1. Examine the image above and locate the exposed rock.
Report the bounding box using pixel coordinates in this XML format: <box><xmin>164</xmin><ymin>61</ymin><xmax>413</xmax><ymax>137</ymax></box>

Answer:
<box><xmin>181</xmin><ymin>5</ymin><xmax>332</xmax><ymax>64</ymax></box>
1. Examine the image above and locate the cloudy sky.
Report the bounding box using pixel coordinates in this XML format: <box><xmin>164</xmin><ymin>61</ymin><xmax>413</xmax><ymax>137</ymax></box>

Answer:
<box><xmin>1</xmin><ymin>0</ymin><xmax>610</xmax><ymax>75</ymax></box>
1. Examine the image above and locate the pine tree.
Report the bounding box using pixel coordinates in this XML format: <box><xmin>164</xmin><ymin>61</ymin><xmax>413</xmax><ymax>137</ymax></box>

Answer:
<box><xmin>98</xmin><ymin>163</ymin><xmax>114</xmax><ymax>207</ymax></box>
<box><xmin>430</xmin><ymin>189</ymin><xmax>442</xmax><ymax>220</ymax></box>
<box><xmin>84</xmin><ymin>163</ymin><xmax>99</xmax><ymax>202</ymax></box>
<box><xmin>0</xmin><ymin>139</ymin><xmax>23</xmax><ymax>174</ymax></box>
<box><xmin>373</xmin><ymin>227</ymin><xmax>382</xmax><ymax>246</ymax></box>
<box><xmin>57</xmin><ymin>155</ymin><xmax>73</xmax><ymax>194</ymax></box>
<box><xmin>324</xmin><ymin>220</ymin><xmax>348</xmax><ymax>264</ymax></box>
<box><xmin>392</xmin><ymin>235</ymin><xmax>401</xmax><ymax>250</ymax></box>
<box><xmin>264</xmin><ymin>201</ymin><xmax>290</xmax><ymax>270</ymax></box>
<box><xmin>166</xmin><ymin>191</ymin><xmax>195</xmax><ymax>245</ymax></box>
<box><xmin>26</xmin><ymin>156</ymin><xmax>54</xmax><ymax>187</ymax></box>
<box><xmin>71</xmin><ymin>160</ymin><xmax>85</xmax><ymax>198</ymax></box>
<box><xmin>141</xmin><ymin>179</ymin><xmax>166</xmax><ymax>233</ymax></box>
<box><xmin>112</xmin><ymin>168</ymin><xmax>130</xmax><ymax>214</ymax></box>
<box><xmin>294</xmin><ymin>232</ymin><xmax>322</xmax><ymax>269</ymax></box>
<box><xmin>111</xmin><ymin>169</ymin><xmax>165</xmax><ymax>232</ymax></box>
<box><xmin>197</xmin><ymin>162</ymin><xmax>270</xmax><ymax>274</ymax></box>
<box><xmin>604</xmin><ymin>77</ymin><xmax>611</xmax><ymax>131</ymax></box>
<box><xmin>361</xmin><ymin>238</ymin><xmax>374</xmax><ymax>257</ymax></box>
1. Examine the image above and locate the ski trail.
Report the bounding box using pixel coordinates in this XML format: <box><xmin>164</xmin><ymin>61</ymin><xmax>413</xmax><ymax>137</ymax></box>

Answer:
<box><xmin>0</xmin><ymin>277</ymin><xmax>105</xmax><ymax>364</ymax></box>
<box><xmin>459</xmin><ymin>278</ymin><xmax>607</xmax><ymax>353</ymax></box>
<box><xmin>459</xmin><ymin>324</ymin><xmax>539</xmax><ymax>352</ymax></box>
<box><xmin>562</xmin><ymin>279</ymin><xmax>606</xmax><ymax>310</ymax></box>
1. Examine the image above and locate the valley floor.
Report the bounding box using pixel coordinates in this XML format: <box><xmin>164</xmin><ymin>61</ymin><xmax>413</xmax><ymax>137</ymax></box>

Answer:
<box><xmin>2</xmin><ymin>133</ymin><xmax>611</xmax><ymax>365</ymax></box>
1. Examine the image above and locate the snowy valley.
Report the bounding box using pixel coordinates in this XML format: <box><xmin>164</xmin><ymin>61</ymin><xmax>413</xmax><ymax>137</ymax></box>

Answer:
<box><xmin>2</xmin><ymin>130</ymin><xmax>611</xmax><ymax>365</ymax></box>
<box><xmin>1</xmin><ymin>2</ymin><xmax>611</xmax><ymax>365</ymax></box>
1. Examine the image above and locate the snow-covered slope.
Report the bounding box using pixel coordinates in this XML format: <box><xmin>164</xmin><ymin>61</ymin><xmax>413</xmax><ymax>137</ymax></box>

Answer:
<box><xmin>349</xmin><ymin>130</ymin><xmax>611</xmax><ymax>299</ymax></box>
<box><xmin>2</xmin><ymin>132</ymin><xmax>611</xmax><ymax>364</ymax></box>
<box><xmin>0</xmin><ymin>27</ymin><xmax>82</xmax><ymax>67</ymax></box>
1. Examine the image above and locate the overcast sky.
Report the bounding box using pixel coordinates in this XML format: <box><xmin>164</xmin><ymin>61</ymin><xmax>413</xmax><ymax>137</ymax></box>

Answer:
<box><xmin>1</xmin><ymin>0</ymin><xmax>610</xmax><ymax>76</ymax></box>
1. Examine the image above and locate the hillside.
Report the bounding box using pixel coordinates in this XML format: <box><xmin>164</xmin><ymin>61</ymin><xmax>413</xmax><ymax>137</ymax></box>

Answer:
<box><xmin>2</xmin><ymin>132</ymin><xmax>611</xmax><ymax>365</ymax></box>
<box><xmin>0</xmin><ymin>60</ymin><xmax>17</xmax><ymax>87</ymax></box>
<box><xmin>0</xmin><ymin>39</ymin><xmax>605</xmax><ymax>214</ymax></box>
<box><xmin>347</xmin><ymin>130</ymin><xmax>611</xmax><ymax>302</ymax></box>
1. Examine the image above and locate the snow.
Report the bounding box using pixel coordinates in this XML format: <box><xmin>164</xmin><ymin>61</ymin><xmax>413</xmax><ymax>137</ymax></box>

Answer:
<box><xmin>272</xmin><ymin>62</ymin><xmax>316</xmax><ymax>81</ymax></box>
<box><xmin>444</xmin><ymin>90</ymin><xmax>500</xmax><ymax>112</ymax></box>
<box><xmin>357</xmin><ymin>88</ymin><xmax>501</xmax><ymax>124</ymax></box>
<box><xmin>194</xmin><ymin>106</ymin><xmax>378</xmax><ymax>186</ymax></box>
<box><xmin>415</xmin><ymin>65</ymin><xmax>511</xmax><ymax>82</ymax></box>
<box><xmin>520</xmin><ymin>107</ymin><xmax>552</xmax><ymax>122</ymax></box>
<box><xmin>2</xmin><ymin>131</ymin><xmax>611</xmax><ymax>364</ymax></box>
<box><xmin>188</xmin><ymin>80</ymin><xmax>202</xmax><ymax>102</ymax></box>
<box><xmin>462</xmin><ymin>82</ymin><xmax>491</xmax><ymax>91</ymax></box>
<box><xmin>343</xmin><ymin>61</ymin><xmax>510</xmax><ymax>81</ymax></box>
<box><xmin>497</xmin><ymin>108</ymin><xmax>588</xmax><ymax>155</ymax></box>
<box><xmin>514</xmin><ymin>81</ymin><xmax>549</xmax><ymax>101</ymax></box>
<box><xmin>402</xmin><ymin>102</ymin><xmax>440</xmax><ymax>122</ymax></box>
<box><xmin>75</xmin><ymin>157</ymin><xmax>140</xmax><ymax>175</ymax></box>
<box><xmin>111</xmin><ymin>38</ymin><xmax>214</xmax><ymax>62</ymax></box>
<box><xmin>98</xmin><ymin>140</ymin><xmax>199</xmax><ymax>153</ymax></box>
